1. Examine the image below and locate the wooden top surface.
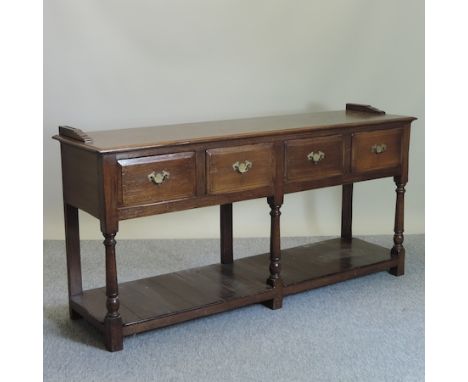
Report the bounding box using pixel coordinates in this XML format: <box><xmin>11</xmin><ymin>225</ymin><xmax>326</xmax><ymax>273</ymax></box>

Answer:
<box><xmin>53</xmin><ymin>109</ymin><xmax>416</xmax><ymax>153</ymax></box>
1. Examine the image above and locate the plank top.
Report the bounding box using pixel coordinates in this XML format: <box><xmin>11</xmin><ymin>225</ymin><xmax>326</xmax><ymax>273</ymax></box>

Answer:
<box><xmin>53</xmin><ymin>108</ymin><xmax>416</xmax><ymax>153</ymax></box>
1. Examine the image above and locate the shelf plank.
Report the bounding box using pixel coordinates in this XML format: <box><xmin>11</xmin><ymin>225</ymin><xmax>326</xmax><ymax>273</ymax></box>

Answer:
<box><xmin>281</xmin><ymin>238</ymin><xmax>397</xmax><ymax>295</ymax></box>
<box><xmin>70</xmin><ymin>238</ymin><xmax>396</xmax><ymax>336</ymax></box>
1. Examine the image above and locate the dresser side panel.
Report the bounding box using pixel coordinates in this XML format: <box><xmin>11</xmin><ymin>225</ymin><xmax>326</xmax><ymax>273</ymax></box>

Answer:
<box><xmin>400</xmin><ymin>124</ymin><xmax>412</xmax><ymax>183</ymax></box>
<box><xmin>60</xmin><ymin>144</ymin><xmax>101</xmax><ymax>219</ymax></box>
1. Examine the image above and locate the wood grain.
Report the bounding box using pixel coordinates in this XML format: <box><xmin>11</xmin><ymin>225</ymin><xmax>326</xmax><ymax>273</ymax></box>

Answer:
<box><xmin>220</xmin><ymin>204</ymin><xmax>233</xmax><ymax>264</ymax></box>
<box><xmin>341</xmin><ymin>184</ymin><xmax>353</xmax><ymax>241</ymax></box>
<box><xmin>389</xmin><ymin>177</ymin><xmax>406</xmax><ymax>276</ymax></box>
<box><xmin>60</xmin><ymin>145</ymin><xmax>100</xmax><ymax>218</ymax></box>
<box><xmin>206</xmin><ymin>143</ymin><xmax>275</xmax><ymax>195</ymax></box>
<box><xmin>59</xmin><ymin>125</ymin><xmax>93</xmax><ymax>143</ymax></box>
<box><xmin>118</xmin><ymin>152</ymin><xmax>196</xmax><ymax>206</ymax></box>
<box><xmin>285</xmin><ymin>134</ymin><xmax>345</xmax><ymax>182</ymax></box>
<box><xmin>70</xmin><ymin>238</ymin><xmax>395</xmax><ymax>336</ymax></box>
<box><xmin>55</xmin><ymin>104</ymin><xmax>416</xmax><ymax>351</ymax></box>
<box><xmin>351</xmin><ymin>128</ymin><xmax>403</xmax><ymax>173</ymax></box>
<box><xmin>346</xmin><ymin>103</ymin><xmax>385</xmax><ymax>114</ymax></box>
<box><xmin>53</xmin><ymin>110</ymin><xmax>415</xmax><ymax>153</ymax></box>
<box><xmin>63</xmin><ymin>203</ymin><xmax>83</xmax><ymax>320</ymax></box>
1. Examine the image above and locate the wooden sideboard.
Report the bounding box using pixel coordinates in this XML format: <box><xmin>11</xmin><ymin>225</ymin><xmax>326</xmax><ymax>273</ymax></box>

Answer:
<box><xmin>53</xmin><ymin>103</ymin><xmax>416</xmax><ymax>352</ymax></box>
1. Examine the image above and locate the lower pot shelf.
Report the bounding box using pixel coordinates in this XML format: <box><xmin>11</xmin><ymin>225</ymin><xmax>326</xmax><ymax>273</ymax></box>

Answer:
<box><xmin>70</xmin><ymin>238</ymin><xmax>398</xmax><ymax>336</ymax></box>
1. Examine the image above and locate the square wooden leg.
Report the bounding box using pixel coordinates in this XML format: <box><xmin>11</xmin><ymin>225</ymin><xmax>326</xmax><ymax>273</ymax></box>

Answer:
<box><xmin>262</xmin><ymin>295</ymin><xmax>283</xmax><ymax>310</ymax></box>
<box><xmin>104</xmin><ymin>316</ymin><xmax>123</xmax><ymax>352</ymax></box>
<box><xmin>63</xmin><ymin>204</ymin><xmax>83</xmax><ymax>320</ymax></box>
<box><xmin>220</xmin><ymin>203</ymin><xmax>233</xmax><ymax>264</ymax></box>
<box><xmin>389</xmin><ymin>251</ymin><xmax>405</xmax><ymax>276</ymax></box>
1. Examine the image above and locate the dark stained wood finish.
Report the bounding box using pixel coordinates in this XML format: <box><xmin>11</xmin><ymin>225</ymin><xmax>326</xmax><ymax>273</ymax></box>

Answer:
<box><xmin>98</xmin><ymin>154</ymin><xmax>120</xmax><ymax>235</ymax></box>
<box><xmin>102</xmin><ymin>232</ymin><xmax>123</xmax><ymax>352</ymax></box>
<box><xmin>98</xmin><ymin>154</ymin><xmax>122</xmax><ymax>351</ymax></box>
<box><xmin>263</xmin><ymin>142</ymin><xmax>285</xmax><ymax>309</ymax></box>
<box><xmin>283</xmin><ymin>166</ymin><xmax>399</xmax><ymax>195</ymax></box>
<box><xmin>195</xmin><ymin>150</ymin><xmax>206</xmax><ymax>196</ymax></box>
<box><xmin>264</xmin><ymin>196</ymin><xmax>283</xmax><ymax>309</ymax></box>
<box><xmin>220</xmin><ymin>204</ymin><xmax>233</xmax><ymax>264</ymax></box>
<box><xmin>54</xmin><ymin>104</ymin><xmax>416</xmax><ymax>351</ymax></box>
<box><xmin>63</xmin><ymin>204</ymin><xmax>83</xmax><ymax>320</ymax></box>
<box><xmin>60</xmin><ymin>145</ymin><xmax>100</xmax><ymax>218</ymax></box>
<box><xmin>116</xmin><ymin>167</ymin><xmax>403</xmax><ymax>221</ymax></box>
<box><xmin>346</xmin><ymin>103</ymin><xmax>386</xmax><ymax>114</ymax></box>
<box><xmin>53</xmin><ymin>110</ymin><xmax>415</xmax><ymax>154</ymax></box>
<box><xmin>285</xmin><ymin>134</ymin><xmax>344</xmax><ymax>182</ymax></box>
<box><xmin>390</xmin><ymin>126</ymin><xmax>411</xmax><ymax>277</ymax></box>
<box><xmin>399</xmin><ymin>124</ymin><xmax>412</xmax><ymax>184</ymax></box>
<box><xmin>118</xmin><ymin>152</ymin><xmax>196</xmax><ymax>206</ymax></box>
<box><xmin>59</xmin><ymin>125</ymin><xmax>93</xmax><ymax>143</ymax></box>
<box><xmin>342</xmin><ymin>133</ymin><xmax>353</xmax><ymax>173</ymax></box>
<box><xmin>118</xmin><ymin>186</ymin><xmax>275</xmax><ymax>219</ymax></box>
<box><xmin>341</xmin><ymin>184</ymin><xmax>353</xmax><ymax>241</ymax></box>
<box><xmin>206</xmin><ymin>143</ymin><xmax>275</xmax><ymax>195</ymax></box>
<box><xmin>351</xmin><ymin>128</ymin><xmax>403</xmax><ymax>173</ymax></box>
<box><xmin>389</xmin><ymin>177</ymin><xmax>406</xmax><ymax>276</ymax></box>
<box><xmin>281</xmin><ymin>238</ymin><xmax>398</xmax><ymax>295</ymax></box>
<box><xmin>69</xmin><ymin>238</ymin><xmax>396</xmax><ymax>336</ymax></box>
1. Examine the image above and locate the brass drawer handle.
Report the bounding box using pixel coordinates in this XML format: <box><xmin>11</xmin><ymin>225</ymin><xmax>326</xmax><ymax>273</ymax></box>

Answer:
<box><xmin>307</xmin><ymin>151</ymin><xmax>325</xmax><ymax>164</ymax></box>
<box><xmin>232</xmin><ymin>160</ymin><xmax>252</xmax><ymax>174</ymax></box>
<box><xmin>148</xmin><ymin>170</ymin><xmax>170</xmax><ymax>185</ymax></box>
<box><xmin>371</xmin><ymin>144</ymin><xmax>387</xmax><ymax>154</ymax></box>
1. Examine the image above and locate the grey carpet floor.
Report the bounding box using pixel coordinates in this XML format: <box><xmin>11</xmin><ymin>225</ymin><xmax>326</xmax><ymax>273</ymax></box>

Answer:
<box><xmin>44</xmin><ymin>235</ymin><xmax>424</xmax><ymax>382</ymax></box>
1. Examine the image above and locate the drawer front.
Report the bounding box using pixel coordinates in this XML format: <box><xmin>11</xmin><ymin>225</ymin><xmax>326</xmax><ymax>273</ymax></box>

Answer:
<box><xmin>206</xmin><ymin>143</ymin><xmax>275</xmax><ymax>195</ymax></box>
<box><xmin>352</xmin><ymin>128</ymin><xmax>402</xmax><ymax>173</ymax></box>
<box><xmin>118</xmin><ymin>152</ymin><xmax>196</xmax><ymax>206</ymax></box>
<box><xmin>285</xmin><ymin>135</ymin><xmax>344</xmax><ymax>182</ymax></box>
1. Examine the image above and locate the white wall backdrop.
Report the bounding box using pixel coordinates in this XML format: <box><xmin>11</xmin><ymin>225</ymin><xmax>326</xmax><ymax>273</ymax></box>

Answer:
<box><xmin>44</xmin><ymin>0</ymin><xmax>424</xmax><ymax>239</ymax></box>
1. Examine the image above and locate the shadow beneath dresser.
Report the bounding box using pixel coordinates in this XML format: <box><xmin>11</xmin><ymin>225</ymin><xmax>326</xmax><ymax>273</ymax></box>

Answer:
<box><xmin>43</xmin><ymin>305</ymin><xmax>104</xmax><ymax>349</ymax></box>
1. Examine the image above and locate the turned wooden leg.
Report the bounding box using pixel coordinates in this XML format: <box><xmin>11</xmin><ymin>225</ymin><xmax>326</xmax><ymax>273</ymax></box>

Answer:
<box><xmin>263</xmin><ymin>196</ymin><xmax>284</xmax><ymax>310</ymax></box>
<box><xmin>64</xmin><ymin>203</ymin><xmax>83</xmax><ymax>320</ymax></box>
<box><xmin>389</xmin><ymin>177</ymin><xmax>406</xmax><ymax>276</ymax></box>
<box><xmin>102</xmin><ymin>232</ymin><xmax>123</xmax><ymax>351</ymax></box>
<box><xmin>220</xmin><ymin>203</ymin><xmax>233</xmax><ymax>264</ymax></box>
<box><xmin>341</xmin><ymin>183</ymin><xmax>353</xmax><ymax>242</ymax></box>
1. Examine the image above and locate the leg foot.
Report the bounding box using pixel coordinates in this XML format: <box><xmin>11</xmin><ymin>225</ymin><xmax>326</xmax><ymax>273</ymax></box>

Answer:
<box><xmin>262</xmin><ymin>295</ymin><xmax>283</xmax><ymax>310</ymax></box>
<box><xmin>388</xmin><ymin>265</ymin><xmax>405</xmax><ymax>277</ymax></box>
<box><xmin>389</xmin><ymin>249</ymin><xmax>405</xmax><ymax>276</ymax></box>
<box><xmin>69</xmin><ymin>306</ymin><xmax>82</xmax><ymax>320</ymax></box>
<box><xmin>104</xmin><ymin>316</ymin><xmax>123</xmax><ymax>352</ymax></box>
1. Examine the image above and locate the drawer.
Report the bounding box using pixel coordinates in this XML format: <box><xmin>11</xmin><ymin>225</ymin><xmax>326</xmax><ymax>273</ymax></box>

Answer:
<box><xmin>118</xmin><ymin>152</ymin><xmax>196</xmax><ymax>206</ymax></box>
<box><xmin>352</xmin><ymin>128</ymin><xmax>402</xmax><ymax>173</ymax></box>
<box><xmin>206</xmin><ymin>143</ymin><xmax>275</xmax><ymax>194</ymax></box>
<box><xmin>285</xmin><ymin>135</ymin><xmax>344</xmax><ymax>182</ymax></box>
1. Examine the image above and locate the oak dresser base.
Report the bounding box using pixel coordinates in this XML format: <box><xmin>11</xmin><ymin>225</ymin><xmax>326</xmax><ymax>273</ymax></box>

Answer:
<box><xmin>54</xmin><ymin>103</ymin><xmax>415</xmax><ymax>351</ymax></box>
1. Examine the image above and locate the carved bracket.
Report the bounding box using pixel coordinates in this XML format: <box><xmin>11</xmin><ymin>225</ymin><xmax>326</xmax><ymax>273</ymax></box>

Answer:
<box><xmin>59</xmin><ymin>126</ymin><xmax>93</xmax><ymax>144</ymax></box>
<box><xmin>346</xmin><ymin>103</ymin><xmax>386</xmax><ymax>115</ymax></box>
